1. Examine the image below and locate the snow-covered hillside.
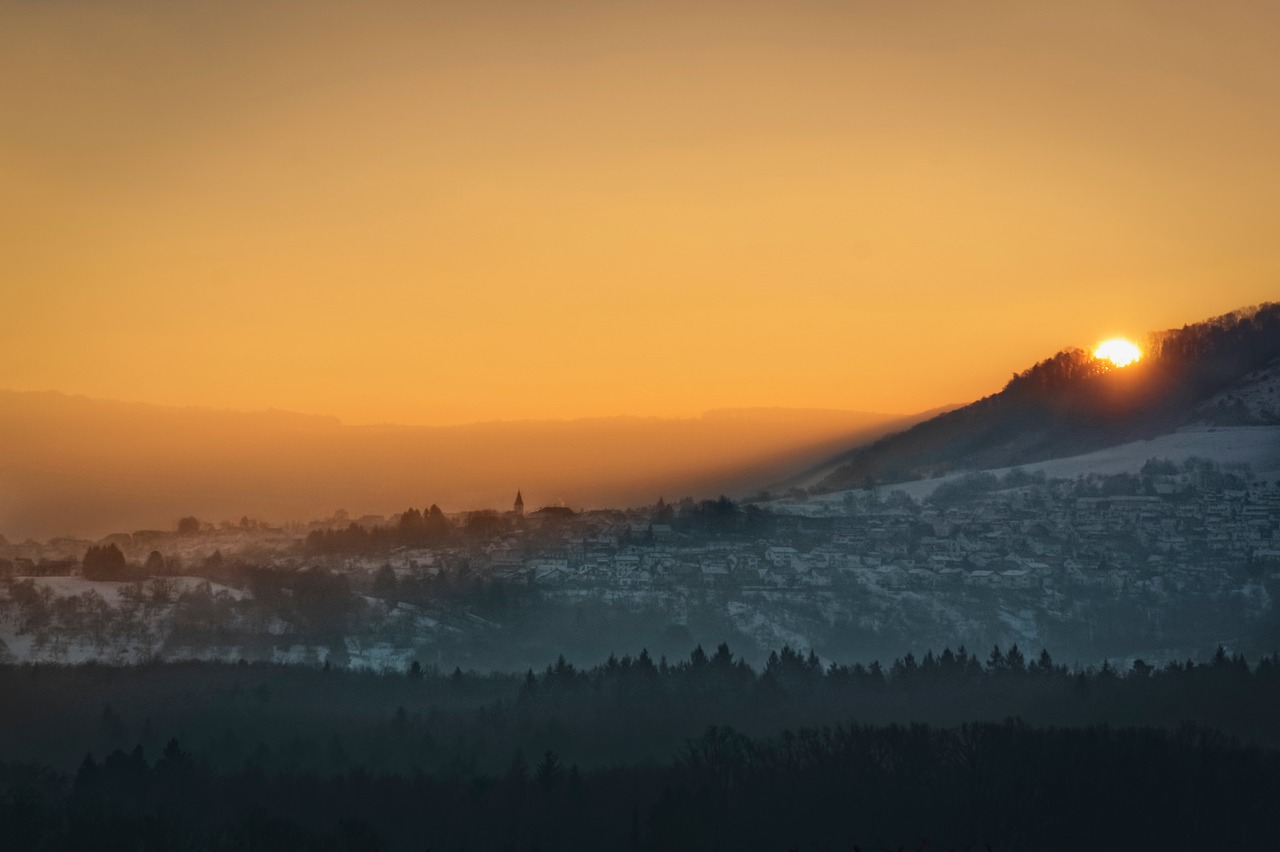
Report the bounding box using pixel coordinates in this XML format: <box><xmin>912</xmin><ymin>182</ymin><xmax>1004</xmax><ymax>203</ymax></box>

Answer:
<box><xmin>775</xmin><ymin>425</ymin><xmax>1280</xmax><ymax>511</ymax></box>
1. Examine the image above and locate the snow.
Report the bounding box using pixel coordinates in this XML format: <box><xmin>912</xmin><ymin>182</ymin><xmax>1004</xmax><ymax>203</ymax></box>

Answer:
<box><xmin>987</xmin><ymin>425</ymin><xmax>1280</xmax><ymax>482</ymax></box>
<box><xmin>19</xmin><ymin>575</ymin><xmax>249</xmax><ymax>604</ymax></box>
<box><xmin>996</xmin><ymin>608</ymin><xmax>1039</xmax><ymax>645</ymax></box>
<box><xmin>772</xmin><ymin>425</ymin><xmax>1280</xmax><ymax>514</ymax></box>
<box><xmin>726</xmin><ymin>600</ymin><xmax>815</xmax><ymax>655</ymax></box>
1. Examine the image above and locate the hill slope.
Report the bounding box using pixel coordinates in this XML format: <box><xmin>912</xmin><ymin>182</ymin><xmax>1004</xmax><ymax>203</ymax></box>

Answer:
<box><xmin>814</xmin><ymin>303</ymin><xmax>1280</xmax><ymax>493</ymax></box>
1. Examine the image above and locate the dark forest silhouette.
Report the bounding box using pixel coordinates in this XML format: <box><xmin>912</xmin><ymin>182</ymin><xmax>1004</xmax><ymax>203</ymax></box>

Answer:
<box><xmin>2</xmin><ymin>644</ymin><xmax>1280</xmax><ymax>850</ymax></box>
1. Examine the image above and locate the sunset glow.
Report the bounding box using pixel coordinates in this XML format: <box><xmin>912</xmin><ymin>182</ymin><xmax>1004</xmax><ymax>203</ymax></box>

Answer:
<box><xmin>2</xmin><ymin>1</ymin><xmax>1278</xmax><ymax>425</ymax></box>
<box><xmin>1094</xmin><ymin>339</ymin><xmax>1142</xmax><ymax>368</ymax></box>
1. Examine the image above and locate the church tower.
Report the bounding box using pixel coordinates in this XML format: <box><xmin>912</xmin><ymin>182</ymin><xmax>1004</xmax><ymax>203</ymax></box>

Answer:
<box><xmin>514</xmin><ymin>490</ymin><xmax>524</xmax><ymax>516</ymax></box>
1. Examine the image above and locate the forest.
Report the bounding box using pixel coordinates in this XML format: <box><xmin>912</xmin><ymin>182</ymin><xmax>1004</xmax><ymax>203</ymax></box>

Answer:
<box><xmin>2</xmin><ymin>644</ymin><xmax>1280</xmax><ymax>850</ymax></box>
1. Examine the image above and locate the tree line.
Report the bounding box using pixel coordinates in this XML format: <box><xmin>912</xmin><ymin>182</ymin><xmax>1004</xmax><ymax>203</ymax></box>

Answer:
<box><xmin>1</xmin><ymin>643</ymin><xmax>1280</xmax><ymax>848</ymax></box>
<box><xmin>3</xmin><ymin>717</ymin><xmax>1276</xmax><ymax>851</ymax></box>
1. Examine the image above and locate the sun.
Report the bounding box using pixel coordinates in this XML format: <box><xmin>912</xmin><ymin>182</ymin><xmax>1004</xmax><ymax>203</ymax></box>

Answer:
<box><xmin>1094</xmin><ymin>338</ymin><xmax>1142</xmax><ymax>367</ymax></box>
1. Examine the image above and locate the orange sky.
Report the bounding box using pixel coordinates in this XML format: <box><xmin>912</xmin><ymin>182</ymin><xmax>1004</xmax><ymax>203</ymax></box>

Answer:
<box><xmin>3</xmin><ymin>0</ymin><xmax>1278</xmax><ymax>426</ymax></box>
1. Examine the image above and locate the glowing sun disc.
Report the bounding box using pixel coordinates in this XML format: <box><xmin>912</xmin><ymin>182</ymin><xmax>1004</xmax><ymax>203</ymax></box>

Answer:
<box><xmin>1094</xmin><ymin>338</ymin><xmax>1142</xmax><ymax>367</ymax></box>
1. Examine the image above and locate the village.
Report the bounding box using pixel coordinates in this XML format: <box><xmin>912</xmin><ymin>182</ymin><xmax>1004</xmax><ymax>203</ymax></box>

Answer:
<box><xmin>1</xmin><ymin>457</ymin><xmax>1277</xmax><ymax>667</ymax></box>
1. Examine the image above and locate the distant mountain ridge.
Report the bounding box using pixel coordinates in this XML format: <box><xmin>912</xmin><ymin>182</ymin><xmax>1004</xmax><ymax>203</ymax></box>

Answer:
<box><xmin>0</xmin><ymin>393</ymin><xmax>932</xmax><ymax>541</ymax></box>
<box><xmin>813</xmin><ymin>303</ymin><xmax>1280</xmax><ymax>493</ymax></box>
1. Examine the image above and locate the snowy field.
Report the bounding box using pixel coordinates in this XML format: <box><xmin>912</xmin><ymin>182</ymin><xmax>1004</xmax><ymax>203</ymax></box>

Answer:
<box><xmin>771</xmin><ymin>425</ymin><xmax>1280</xmax><ymax>515</ymax></box>
<box><xmin>20</xmin><ymin>575</ymin><xmax>249</xmax><ymax>603</ymax></box>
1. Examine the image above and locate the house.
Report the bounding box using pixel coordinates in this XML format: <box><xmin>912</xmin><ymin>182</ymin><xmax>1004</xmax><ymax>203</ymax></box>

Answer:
<box><xmin>998</xmin><ymin>568</ymin><xmax>1034</xmax><ymax>589</ymax></box>
<box><xmin>765</xmin><ymin>546</ymin><xmax>799</xmax><ymax>568</ymax></box>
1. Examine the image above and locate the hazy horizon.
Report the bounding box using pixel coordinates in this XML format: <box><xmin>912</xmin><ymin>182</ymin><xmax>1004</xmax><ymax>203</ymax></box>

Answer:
<box><xmin>0</xmin><ymin>389</ymin><xmax>944</xmax><ymax>541</ymax></box>
<box><xmin>0</xmin><ymin>386</ymin><xmax>925</xmax><ymax>430</ymax></box>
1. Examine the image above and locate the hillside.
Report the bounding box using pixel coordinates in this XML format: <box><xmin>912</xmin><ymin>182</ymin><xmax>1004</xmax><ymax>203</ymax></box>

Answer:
<box><xmin>814</xmin><ymin>303</ymin><xmax>1280</xmax><ymax>493</ymax></box>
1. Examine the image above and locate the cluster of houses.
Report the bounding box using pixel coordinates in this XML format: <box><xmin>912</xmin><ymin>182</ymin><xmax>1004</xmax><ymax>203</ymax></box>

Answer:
<box><xmin>315</xmin><ymin>475</ymin><xmax>1280</xmax><ymax>608</ymax></box>
<box><xmin>0</xmin><ymin>469</ymin><xmax>1275</xmax><ymax>667</ymax></box>
<box><xmin>3</xmin><ymin>469</ymin><xmax>1277</xmax><ymax>614</ymax></box>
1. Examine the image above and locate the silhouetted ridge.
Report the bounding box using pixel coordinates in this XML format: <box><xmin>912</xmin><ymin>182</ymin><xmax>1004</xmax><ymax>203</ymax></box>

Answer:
<box><xmin>816</xmin><ymin>303</ymin><xmax>1280</xmax><ymax>491</ymax></box>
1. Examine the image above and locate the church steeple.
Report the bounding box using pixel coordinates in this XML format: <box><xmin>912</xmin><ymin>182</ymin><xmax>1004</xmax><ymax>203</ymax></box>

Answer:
<box><xmin>514</xmin><ymin>490</ymin><xmax>524</xmax><ymax>515</ymax></box>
